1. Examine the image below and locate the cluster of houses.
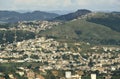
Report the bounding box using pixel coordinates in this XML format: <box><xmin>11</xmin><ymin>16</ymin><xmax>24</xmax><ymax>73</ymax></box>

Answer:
<box><xmin>0</xmin><ymin>36</ymin><xmax>120</xmax><ymax>79</ymax></box>
<box><xmin>0</xmin><ymin>17</ymin><xmax>120</xmax><ymax>79</ymax></box>
<box><xmin>16</xmin><ymin>21</ymin><xmax>60</xmax><ymax>33</ymax></box>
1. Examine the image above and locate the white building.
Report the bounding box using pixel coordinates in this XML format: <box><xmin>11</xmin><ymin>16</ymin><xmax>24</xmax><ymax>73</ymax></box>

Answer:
<box><xmin>65</xmin><ymin>71</ymin><xmax>71</xmax><ymax>79</ymax></box>
<box><xmin>91</xmin><ymin>74</ymin><xmax>96</xmax><ymax>79</ymax></box>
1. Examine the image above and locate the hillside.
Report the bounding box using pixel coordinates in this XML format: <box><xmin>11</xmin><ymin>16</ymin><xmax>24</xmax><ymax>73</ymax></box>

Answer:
<box><xmin>53</xmin><ymin>10</ymin><xmax>120</xmax><ymax>32</ymax></box>
<box><xmin>86</xmin><ymin>12</ymin><xmax>120</xmax><ymax>32</ymax></box>
<box><xmin>39</xmin><ymin>19</ymin><xmax>120</xmax><ymax>45</ymax></box>
<box><xmin>53</xmin><ymin>9</ymin><xmax>91</xmax><ymax>21</ymax></box>
<box><xmin>0</xmin><ymin>11</ymin><xmax>59</xmax><ymax>23</ymax></box>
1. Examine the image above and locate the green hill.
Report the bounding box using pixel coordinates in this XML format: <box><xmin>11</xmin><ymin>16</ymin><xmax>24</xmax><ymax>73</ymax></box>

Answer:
<box><xmin>86</xmin><ymin>12</ymin><xmax>120</xmax><ymax>32</ymax></box>
<box><xmin>39</xmin><ymin>19</ymin><xmax>120</xmax><ymax>45</ymax></box>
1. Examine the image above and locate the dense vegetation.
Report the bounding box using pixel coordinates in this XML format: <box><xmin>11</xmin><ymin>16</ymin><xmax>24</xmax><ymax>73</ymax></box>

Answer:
<box><xmin>0</xmin><ymin>23</ymin><xmax>18</xmax><ymax>29</ymax></box>
<box><xmin>0</xmin><ymin>30</ymin><xmax>35</xmax><ymax>44</ymax></box>
<box><xmin>86</xmin><ymin>12</ymin><xmax>120</xmax><ymax>32</ymax></box>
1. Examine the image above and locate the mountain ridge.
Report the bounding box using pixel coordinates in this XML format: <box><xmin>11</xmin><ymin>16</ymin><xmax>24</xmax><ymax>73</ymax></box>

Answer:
<box><xmin>0</xmin><ymin>11</ymin><xmax>59</xmax><ymax>23</ymax></box>
<box><xmin>52</xmin><ymin>9</ymin><xmax>91</xmax><ymax>21</ymax></box>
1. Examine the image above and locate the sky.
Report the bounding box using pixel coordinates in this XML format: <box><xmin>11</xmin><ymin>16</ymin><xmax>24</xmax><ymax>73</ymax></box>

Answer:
<box><xmin>0</xmin><ymin>0</ymin><xmax>120</xmax><ymax>12</ymax></box>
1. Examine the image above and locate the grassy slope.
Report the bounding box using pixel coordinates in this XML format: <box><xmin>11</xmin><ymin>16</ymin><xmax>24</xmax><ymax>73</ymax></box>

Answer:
<box><xmin>39</xmin><ymin>19</ymin><xmax>120</xmax><ymax>45</ymax></box>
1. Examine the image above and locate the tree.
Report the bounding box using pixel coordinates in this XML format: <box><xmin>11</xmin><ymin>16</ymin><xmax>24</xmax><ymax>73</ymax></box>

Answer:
<box><xmin>88</xmin><ymin>59</ymin><xmax>94</xmax><ymax>67</ymax></box>
<box><xmin>30</xmin><ymin>54</ymin><xmax>39</xmax><ymax>59</ymax></box>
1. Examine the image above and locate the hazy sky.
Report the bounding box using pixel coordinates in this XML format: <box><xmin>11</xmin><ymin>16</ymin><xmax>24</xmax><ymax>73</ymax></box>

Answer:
<box><xmin>0</xmin><ymin>0</ymin><xmax>120</xmax><ymax>11</ymax></box>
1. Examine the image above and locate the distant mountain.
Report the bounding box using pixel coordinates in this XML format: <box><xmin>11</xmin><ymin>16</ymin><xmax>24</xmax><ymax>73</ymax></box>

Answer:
<box><xmin>112</xmin><ymin>11</ymin><xmax>120</xmax><ymax>15</ymax></box>
<box><xmin>0</xmin><ymin>11</ymin><xmax>59</xmax><ymax>23</ymax></box>
<box><xmin>52</xmin><ymin>9</ymin><xmax>91</xmax><ymax>21</ymax></box>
